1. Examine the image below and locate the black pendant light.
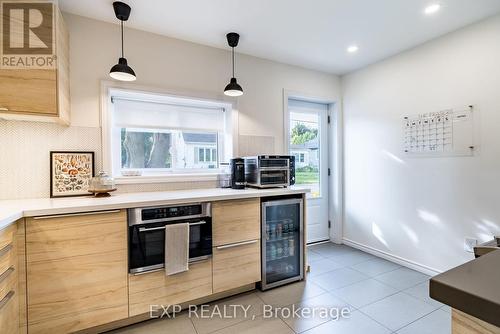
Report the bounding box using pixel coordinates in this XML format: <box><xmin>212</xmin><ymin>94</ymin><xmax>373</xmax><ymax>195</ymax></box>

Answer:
<box><xmin>109</xmin><ymin>1</ymin><xmax>136</xmax><ymax>81</ymax></box>
<box><xmin>224</xmin><ymin>32</ymin><xmax>243</xmax><ymax>97</ymax></box>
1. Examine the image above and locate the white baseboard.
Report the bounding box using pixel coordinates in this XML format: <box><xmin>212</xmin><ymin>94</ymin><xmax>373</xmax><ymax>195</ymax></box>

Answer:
<box><xmin>342</xmin><ymin>238</ymin><xmax>442</xmax><ymax>277</ymax></box>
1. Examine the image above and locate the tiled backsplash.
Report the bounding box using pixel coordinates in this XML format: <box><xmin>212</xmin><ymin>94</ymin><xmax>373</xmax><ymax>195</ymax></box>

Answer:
<box><xmin>0</xmin><ymin>121</ymin><xmax>275</xmax><ymax>199</ymax></box>
<box><xmin>239</xmin><ymin>135</ymin><xmax>275</xmax><ymax>156</ymax></box>
<box><xmin>0</xmin><ymin>121</ymin><xmax>216</xmax><ymax>199</ymax></box>
<box><xmin>116</xmin><ymin>181</ymin><xmax>217</xmax><ymax>194</ymax></box>
<box><xmin>0</xmin><ymin>121</ymin><xmax>103</xmax><ymax>199</ymax></box>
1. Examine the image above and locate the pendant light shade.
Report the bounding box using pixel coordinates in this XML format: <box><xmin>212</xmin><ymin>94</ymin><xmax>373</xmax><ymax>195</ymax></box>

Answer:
<box><xmin>224</xmin><ymin>32</ymin><xmax>243</xmax><ymax>97</ymax></box>
<box><xmin>110</xmin><ymin>2</ymin><xmax>136</xmax><ymax>81</ymax></box>
<box><xmin>110</xmin><ymin>57</ymin><xmax>136</xmax><ymax>81</ymax></box>
<box><xmin>224</xmin><ymin>78</ymin><xmax>243</xmax><ymax>97</ymax></box>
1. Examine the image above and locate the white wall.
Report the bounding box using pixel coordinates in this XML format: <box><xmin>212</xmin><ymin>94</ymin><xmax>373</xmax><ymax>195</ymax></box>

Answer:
<box><xmin>341</xmin><ymin>14</ymin><xmax>500</xmax><ymax>273</ymax></box>
<box><xmin>0</xmin><ymin>13</ymin><xmax>340</xmax><ymax>199</ymax></box>
<box><xmin>67</xmin><ymin>13</ymin><xmax>340</xmax><ymax>151</ymax></box>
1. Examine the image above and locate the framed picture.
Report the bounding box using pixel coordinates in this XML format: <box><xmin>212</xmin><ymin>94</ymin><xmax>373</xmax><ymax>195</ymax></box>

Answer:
<box><xmin>50</xmin><ymin>151</ymin><xmax>95</xmax><ymax>198</ymax></box>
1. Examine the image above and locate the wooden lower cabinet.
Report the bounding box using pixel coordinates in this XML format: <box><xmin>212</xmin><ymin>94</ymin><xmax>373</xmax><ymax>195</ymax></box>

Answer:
<box><xmin>452</xmin><ymin>309</ymin><xmax>500</xmax><ymax>334</ymax></box>
<box><xmin>17</xmin><ymin>220</ymin><xmax>28</xmax><ymax>334</ymax></box>
<box><xmin>26</xmin><ymin>210</ymin><xmax>128</xmax><ymax>333</ymax></box>
<box><xmin>0</xmin><ymin>290</ymin><xmax>18</xmax><ymax>334</ymax></box>
<box><xmin>16</xmin><ymin>198</ymin><xmax>265</xmax><ymax>332</ymax></box>
<box><xmin>129</xmin><ymin>259</ymin><xmax>213</xmax><ymax>316</ymax></box>
<box><xmin>212</xmin><ymin>198</ymin><xmax>260</xmax><ymax>246</ymax></box>
<box><xmin>0</xmin><ymin>223</ymin><xmax>19</xmax><ymax>334</ymax></box>
<box><xmin>212</xmin><ymin>240</ymin><xmax>261</xmax><ymax>293</ymax></box>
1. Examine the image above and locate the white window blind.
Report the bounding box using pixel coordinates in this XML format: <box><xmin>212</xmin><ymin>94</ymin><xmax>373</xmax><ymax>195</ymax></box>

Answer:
<box><xmin>112</xmin><ymin>98</ymin><xmax>225</xmax><ymax>132</ymax></box>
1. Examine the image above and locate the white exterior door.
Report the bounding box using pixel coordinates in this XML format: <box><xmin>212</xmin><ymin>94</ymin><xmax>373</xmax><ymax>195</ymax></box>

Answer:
<box><xmin>288</xmin><ymin>99</ymin><xmax>330</xmax><ymax>243</ymax></box>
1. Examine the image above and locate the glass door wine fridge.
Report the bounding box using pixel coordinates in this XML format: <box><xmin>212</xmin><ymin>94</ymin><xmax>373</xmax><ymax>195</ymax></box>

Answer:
<box><xmin>261</xmin><ymin>197</ymin><xmax>304</xmax><ymax>290</ymax></box>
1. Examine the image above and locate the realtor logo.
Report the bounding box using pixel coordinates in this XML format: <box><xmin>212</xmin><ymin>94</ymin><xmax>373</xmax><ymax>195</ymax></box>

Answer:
<box><xmin>1</xmin><ymin>1</ymin><xmax>55</xmax><ymax>69</ymax></box>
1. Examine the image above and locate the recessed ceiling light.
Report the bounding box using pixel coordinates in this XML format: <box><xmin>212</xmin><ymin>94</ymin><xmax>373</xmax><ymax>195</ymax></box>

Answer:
<box><xmin>424</xmin><ymin>3</ymin><xmax>441</xmax><ymax>15</ymax></box>
<box><xmin>347</xmin><ymin>45</ymin><xmax>359</xmax><ymax>53</ymax></box>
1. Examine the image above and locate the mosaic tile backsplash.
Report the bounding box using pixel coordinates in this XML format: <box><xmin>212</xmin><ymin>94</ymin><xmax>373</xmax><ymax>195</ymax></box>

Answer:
<box><xmin>0</xmin><ymin>121</ymin><xmax>218</xmax><ymax>199</ymax></box>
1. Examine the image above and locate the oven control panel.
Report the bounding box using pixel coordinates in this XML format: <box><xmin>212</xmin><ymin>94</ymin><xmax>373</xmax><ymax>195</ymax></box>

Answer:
<box><xmin>141</xmin><ymin>204</ymin><xmax>203</xmax><ymax>221</ymax></box>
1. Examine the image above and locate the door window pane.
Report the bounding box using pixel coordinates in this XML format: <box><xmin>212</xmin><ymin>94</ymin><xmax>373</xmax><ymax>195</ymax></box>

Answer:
<box><xmin>289</xmin><ymin>112</ymin><xmax>320</xmax><ymax>198</ymax></box>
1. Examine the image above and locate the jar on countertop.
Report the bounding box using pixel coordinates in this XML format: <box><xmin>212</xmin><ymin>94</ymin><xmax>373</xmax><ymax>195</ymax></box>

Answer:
<box><xmin>89</xmin><ymin>171</ymin><xmax>116</xmax><ymax>192</ymax></box>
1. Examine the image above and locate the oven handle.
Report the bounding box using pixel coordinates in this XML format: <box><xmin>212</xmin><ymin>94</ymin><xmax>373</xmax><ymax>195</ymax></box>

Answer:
<box><xmin>138</xmin><ymin>220</ymin><xmax>206</xmax><ymax>233</ymax></box>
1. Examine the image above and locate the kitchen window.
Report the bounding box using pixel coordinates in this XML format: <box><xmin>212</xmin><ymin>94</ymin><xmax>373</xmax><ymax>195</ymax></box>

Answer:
<box><xmin>103</xmin><ymin>88</ymin><xmax>235</xmax><ymax>182</ymax></box>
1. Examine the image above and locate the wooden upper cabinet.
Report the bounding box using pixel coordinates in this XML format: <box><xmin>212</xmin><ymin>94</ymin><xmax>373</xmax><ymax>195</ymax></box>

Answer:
<box><xmin>0</xmin><ymin>4</ymin><xmax>70</xmax><ymax>124</ymax></box>
<box><xmin>0</xmin><ymin>70</ymin><xmax>57</xmax><ymax>115</ymax></box>
<box><xmin>26</xmin><ymin>210</ymin><xmax>128</xmax><ymax>333</ymax></box>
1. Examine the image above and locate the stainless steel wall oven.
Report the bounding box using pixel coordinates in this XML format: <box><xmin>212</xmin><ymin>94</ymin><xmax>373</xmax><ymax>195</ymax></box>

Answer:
<box><xmin>128</xmin><ymin>203</ymin><xmax>212</xmax><ymax>274</ymax></box>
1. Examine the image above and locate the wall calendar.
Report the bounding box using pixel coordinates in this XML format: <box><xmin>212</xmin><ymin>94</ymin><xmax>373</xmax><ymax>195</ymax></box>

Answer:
<box><xmin>403</xmin><ymin>106</ymin><xmax>474</xmax><ymax>157</ymax></box>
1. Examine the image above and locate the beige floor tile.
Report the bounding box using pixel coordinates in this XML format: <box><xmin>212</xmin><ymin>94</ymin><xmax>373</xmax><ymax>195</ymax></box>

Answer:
<box><xmin>109</xmin><ymin>312</ymin><xmax>196</xmax><ymax>334</ymax></box>
<box><xmin>191</xmin><ymin>292</ymin><xmax>265</xmax><ymax>334</ymax></box>
<box><xmin>211</xmin><ymin>315</ymin><xmax>293</xmax><ymax>334</ymax></box>
<box><xmin>256</xmin><ymin>280</ymin><xmax>326</xmax><ymax>307</ymax></box>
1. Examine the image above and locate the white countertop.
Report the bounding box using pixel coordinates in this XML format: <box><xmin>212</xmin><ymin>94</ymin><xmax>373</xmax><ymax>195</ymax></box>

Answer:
<box><xmin>0</xmin><ymin>187</ymin><xmax>308</xmax><ymax>230</ymax></box>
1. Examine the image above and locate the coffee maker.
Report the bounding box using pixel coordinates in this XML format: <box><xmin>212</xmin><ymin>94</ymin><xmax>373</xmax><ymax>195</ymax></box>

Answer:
<box><xmin>230</xmin><ymin>158</ymin><xmax>245</xmax><ymax>189</ymax></box>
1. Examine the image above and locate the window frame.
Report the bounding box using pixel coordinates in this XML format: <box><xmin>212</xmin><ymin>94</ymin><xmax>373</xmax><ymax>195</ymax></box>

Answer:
<box><xmin>101</xmin><ymin>83</ymin><xmax>238</xmax><ymax>184</ymax></box>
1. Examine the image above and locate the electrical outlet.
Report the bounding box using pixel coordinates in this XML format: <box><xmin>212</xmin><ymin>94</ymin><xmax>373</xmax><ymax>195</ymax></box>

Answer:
<box><xmin>464</xmin><ymin>238</ymin><xmax>478</xmax><ymax>253</ymax></box>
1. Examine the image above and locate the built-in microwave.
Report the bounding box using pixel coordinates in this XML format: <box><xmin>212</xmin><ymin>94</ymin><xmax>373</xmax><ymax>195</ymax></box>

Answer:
<box><xmin>128</xmin><ymin>203</ymin><xmax>212</xmax><ymax>274</ymax></box>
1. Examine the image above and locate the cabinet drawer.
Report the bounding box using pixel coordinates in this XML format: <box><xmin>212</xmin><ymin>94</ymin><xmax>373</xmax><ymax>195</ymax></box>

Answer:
<box><xmin>0</xmin><ymin>224</ymin><xmax>16</xmax><ymax>252</ymax></box>
<box><xmin>0</xmin><ymin>266</ymin><xmax>16</xmax><ymax>302</ymax></box>
<box><xmin>129</xmin><ymin>258</ymin><xmax>213</xmax><ymax>316</ymax></box>
<box><xmin>0</xmin><ymin>290</ymin><xmax>18</xmax><ymax>334</ymax></box>
<box><xmin>0</xmin><ymin>243</ymin><xmax>15</xmax><ymax>278</ymax></box>
<box><xmin>0</xmin><ymin>69</ymin><xmax>57</xmax><ymax>115</ymax></box>
<box><xmin>213</xmin><ymin>240</ymin><xmax>261</xmax><ymax>293</ymax></box>
<box><xmin>212</xmin><ymin>199</ymin><xmax>260</xmax><ymax>246</ymax></box>
<box><xmin>26</xmin><ymin>210</ymin><xmax>127</xmax><ymax>262</ymax></box>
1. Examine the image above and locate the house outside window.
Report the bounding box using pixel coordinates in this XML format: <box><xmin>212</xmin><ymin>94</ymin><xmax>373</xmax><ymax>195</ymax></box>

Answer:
<box><xmin>104</xmin><ymin>88</ymin><xmax>235</xmax><ymax>182</ymax></box>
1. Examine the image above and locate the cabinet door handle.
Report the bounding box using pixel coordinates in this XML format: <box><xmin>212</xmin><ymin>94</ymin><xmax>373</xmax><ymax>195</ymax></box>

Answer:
<box><xmin>0</xmin><ymin>291</ymin><xmax>14</xmax><ymax>311</ymax></box>
<box><xmin>216</xmin><ymin>239</ymin><xmax>258</xmax><ymax>250</ymax></box>
<box><xmin>0</xmin><ymin>267</ymin><xmax>14</xmax><ymax>284</ymax></box>
<box><xmin>33</xmin><ymin>209</ymin><xmax>121</xmax><ymax>220</ymax></box>
<box><xmin>0</xmin><ymin>244</ymin><xmax>13</xmax><ymax>258</ymax></box>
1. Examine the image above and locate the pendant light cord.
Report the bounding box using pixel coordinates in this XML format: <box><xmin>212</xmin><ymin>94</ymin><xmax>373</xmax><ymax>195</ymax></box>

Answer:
<box><xmin>232</xmin><ymin>47</ymin><xmax>235</xmax><ymax>77</ymax></box>
<box><xmin>121</xmin><ymin>20</ymin><xmax>124</xmax><ymax>58</ymax></box>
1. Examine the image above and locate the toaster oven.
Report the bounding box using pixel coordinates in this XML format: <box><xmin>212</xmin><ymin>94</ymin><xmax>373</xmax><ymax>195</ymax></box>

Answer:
<box><xmin>243</xmin><ymin>155</ymin><xmax>294</xmax><ymax>188</ymax></box>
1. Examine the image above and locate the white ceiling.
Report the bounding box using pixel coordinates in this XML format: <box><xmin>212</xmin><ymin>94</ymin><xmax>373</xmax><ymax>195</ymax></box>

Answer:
<box><xmin>59</xmin><ymin>0</ymin><xmax>500</xmax><ymax>75</ymax></box>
